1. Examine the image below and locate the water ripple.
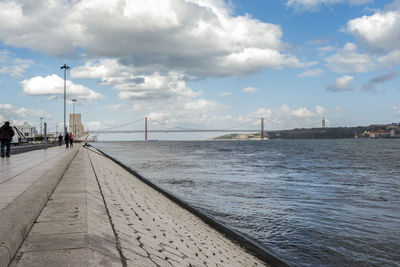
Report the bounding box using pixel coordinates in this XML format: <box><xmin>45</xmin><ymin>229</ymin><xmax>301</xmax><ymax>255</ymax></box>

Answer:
<box><xmin>94</xmin><ymin>140</ymin><xmax>400</xmax><ymax>266</ymax></box>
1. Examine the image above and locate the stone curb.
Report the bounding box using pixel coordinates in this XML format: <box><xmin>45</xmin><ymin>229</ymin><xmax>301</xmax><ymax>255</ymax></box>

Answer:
<box><xmin>87</xmin><ymin>144</ymin><xmax>289</xmax><ymax>267</ymax></box>
<box><xmin>0</xmin><ymin>149</ymin><xmax>78</xmax><ymax>266</ymax></box>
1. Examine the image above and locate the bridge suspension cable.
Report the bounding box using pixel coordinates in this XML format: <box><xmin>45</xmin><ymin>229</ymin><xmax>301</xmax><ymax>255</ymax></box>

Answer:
<box><xmin>149</xmin><ymin>118</ymin><xmax>259</xmax><ymax>132</ymax></box>
<box><xmin>223</xmin><ymin>120</ymin><xmax>259</xmax><ymax>131</ymax></box>
<box><xmin>149</xmin><ymin>118</ymin><xmax>194</xmax><ymax>130</ymax></box>
<box><xmin>89</xmin><ymin>117</ymin><xmax>266</xmax><ymax>141</ymax></box>
<box><xmin>95</xmin><ymin>117</ymin><xmax>143</xmax><ymax>132</ymax></box>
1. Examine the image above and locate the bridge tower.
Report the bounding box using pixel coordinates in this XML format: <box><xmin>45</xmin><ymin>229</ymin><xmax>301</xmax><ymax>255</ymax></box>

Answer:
<box><xmin>145</xmin><ymin>117</ymin><xmax>148</xmax><ymax>141</ymax></box>
<box><xmin>261</xmin><ymin>117</ymin><xmax>264</xmax><ymax>140</ymax></box>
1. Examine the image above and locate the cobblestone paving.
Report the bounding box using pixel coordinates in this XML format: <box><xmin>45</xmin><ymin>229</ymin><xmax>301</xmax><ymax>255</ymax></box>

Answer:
<box><xmin>88</xmin><ymin>149</ymin><xmax>268</xmax><ymax>267</ymax></box>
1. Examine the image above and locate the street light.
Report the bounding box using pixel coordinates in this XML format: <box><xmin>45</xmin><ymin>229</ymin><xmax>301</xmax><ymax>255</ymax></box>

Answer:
<box><xmin>72</xmin><ymin>99</ymin><xmax>77</xmax><ymax>139</ymax></box>
<box><xmin>40</xmin><ymin>117</ymin><xmax>43</xmax><ymax>136</ymax></box>
<box><xmin>60</xmin><ymin>64</ymin><xmax>70</xmax><ymax>136</ymax></box>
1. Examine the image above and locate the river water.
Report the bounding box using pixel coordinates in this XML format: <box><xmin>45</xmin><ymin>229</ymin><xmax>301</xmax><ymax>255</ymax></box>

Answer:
<box><xmin>92</xmin><ymin>140</ymin><xmax>400</xmax><ymax>266</ymax></box>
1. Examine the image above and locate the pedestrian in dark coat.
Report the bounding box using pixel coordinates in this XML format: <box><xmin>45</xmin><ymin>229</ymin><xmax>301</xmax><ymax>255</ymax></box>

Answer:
<box><xmin>0</xmin><ymin>121</ymin><xmax>15</xmax><ymax>157</ymax></box>
<box><xmin>58</xmin><ymin>134</ymin><xmax>63</xmax><ymax>146</ymax></box>
<box><xmin>65</xmin><ymin>132</ymin><xmax>69</xmax><ymax>148</ymax></box>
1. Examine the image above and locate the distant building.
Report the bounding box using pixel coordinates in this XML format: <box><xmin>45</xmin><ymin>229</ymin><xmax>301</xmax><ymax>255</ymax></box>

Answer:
<box><xmin>14</xmin><ymin>122</ymin><xmax>37</xmax><ymax>139</ymax></box>
<box><xmin>69</xmin><ymin>113</ymin><xmax>85</xmax><ymax>139</ymax></box>
<box><xmin>368</xmin><ymin>129</ymin><xmax>394</xmax><ymax>138</ymax></box>
<box><xmin>322</xmin><ymin>117</ymin><xmax>326</xmax><ymax>128</ymax></box>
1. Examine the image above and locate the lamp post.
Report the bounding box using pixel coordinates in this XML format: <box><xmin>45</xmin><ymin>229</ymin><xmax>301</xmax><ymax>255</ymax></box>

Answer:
<box><xmin>40</xmin><ymin>117</ymin><xmax>43</xmax><ymax>136</ymax></box>
<box><xmin>60</xmin><ymin>64</ymin><xmax>70</xmax><ymax>135</ymax></box>
<box><xmin>72</xmin><ymin>99</ymin><xmax>77</xmax><ymax>139</ymax></box>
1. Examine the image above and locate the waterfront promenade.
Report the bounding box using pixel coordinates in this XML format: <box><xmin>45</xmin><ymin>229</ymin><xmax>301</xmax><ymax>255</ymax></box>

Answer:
<box><xmin>0</xmin><ymin>145</ymin><xmax>270</xmax><ymax>266</ymax></box>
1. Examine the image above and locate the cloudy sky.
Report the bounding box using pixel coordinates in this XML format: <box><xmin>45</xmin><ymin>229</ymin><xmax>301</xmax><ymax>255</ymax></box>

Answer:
<box><xmin>0</xmin><ymin>0</ymin><xmax>399</xmax><ymax>140</ymax></box>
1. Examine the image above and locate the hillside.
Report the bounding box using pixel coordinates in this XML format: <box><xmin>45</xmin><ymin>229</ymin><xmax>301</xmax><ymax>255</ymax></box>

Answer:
<box><xmin>212</xmin><ymin>123</ymin><xmax>400</xmax><ymax>140</ymax></box>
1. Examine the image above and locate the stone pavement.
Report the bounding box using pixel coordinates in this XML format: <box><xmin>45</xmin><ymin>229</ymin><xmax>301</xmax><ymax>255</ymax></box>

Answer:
<box><xmin>87</xmin><ymin>147</ymin><xmax>268</xmax><ymax>267</ymax></box>
<box><xmin>0</xmin><ymin>146</ymin><xmax>78</xmax><ymax>266</ymax></box>
<box><xmin>10</xmin><ymin>145</ymin><xmax>121</xmax><ymax>266</ymax></box>
<box><xmin>4</xmin><ymin>146</ymin><xmax>270</xmax><ymax>267</ymax></box>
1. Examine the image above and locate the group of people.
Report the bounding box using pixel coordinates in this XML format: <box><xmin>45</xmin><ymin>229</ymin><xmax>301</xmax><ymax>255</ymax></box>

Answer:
<box><xmin>1</xmin><ymin>121</ymin><xmax>77</xmax><ymax>158</ymax></box>
<box><xmin>58</xmin><ymin>132</ymin><xmax>74</xmax><ymax>148</ymax></box>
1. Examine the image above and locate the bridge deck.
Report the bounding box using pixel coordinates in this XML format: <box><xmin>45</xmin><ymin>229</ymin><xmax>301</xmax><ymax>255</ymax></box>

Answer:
<box><xmin>89</xmin><ymin>129</ymin><xmax>262</xmax><ymax>134</ymax></box>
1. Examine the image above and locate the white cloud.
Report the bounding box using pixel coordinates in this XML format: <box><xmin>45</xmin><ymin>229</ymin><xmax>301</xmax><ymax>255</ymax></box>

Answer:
<box><xmin>326</xmin><ymin>72</ymin><xmax>397</xmax><ymax>92</ymax></box>
<box><xmin>345</xmin><ymin>3</ymin><xmax>400</xmax><ymax>69</ymax></box>
<box><xmin>0</xmin><ymin>0</ymin><xmax>307</xmax><ymax>77</ymax></box>
<box><xmin>219</xmin><ymin>92</ymin><xmax>231</xmax><ymax>96</ymax></box>
<box><xmin>326</xmin><ymin>75</ymin><xmax>354</xmax><ymax>91</ymax></box>
<box><xmin>72</xmin><ymin>59</ymin><xmax>203</xmax><ymax>110</ymax></box>
<box><xmin>85</xmin><ymin>121</ymin><xmax>110</xmax><ymax>131</ymax></box>
<box><xmin>145</xmin><ymin>109</ymin><xmax>226</xmax><ymax>129</ymax></box>
<box><xmin>317</xmin><ymin>46</ymin><xmax>334</xmax><ymax>53</ymax></box>
<box><xmin>290</xmin><ymin>107</ymin><xmax>313</xmax><ymax>118</ymax></box>
<box><xmin>116</xmin><ymin>72</ymin><xmax>200</xmax><ymax>103</ymax></box>
<box><xmin>298</xmin><ymin>68</ymin><xmax>323</xmax><ymax>77</ymax></box>
<box><xmin>393</xmin><ymin>106</ymin><xmax>400</xmax><ymax>116</ymax></box>
<box><xmin>184</xmin><ymin>99</ymin><xmax>225</xmax><ymax>111</ymax></box>
<box><xmin>20</xmin><ymin>74</ymin><xmax>103</xmax><ymax>103</ymax></box>
<box><xmin>71</xmin><ymin>58</ymin><xmax>126</xmax><ymax>80</ymax></box>
<box><xmin>325</xmin><ymin>43</ymin><xmax>374</xmax><ymax>73</ymax></box>
<box><xmin>332</xmin><ymin>106</ymin><xmax>344</xmax><ymax>112</ymax></box>
<box><xmin>346</xmin><ymin>4</ymin><xmax>400</xmax><ymax>67</ymax></box>
<box><xmin>315</xmin><ymin>105</ymin><xmax>326</xmax><ymax>114</ymax></box>
<box><xmin>378</xmin><ymin>50</ymin><xmax>400</xmax><ymax>67</ymax></box>
<box><xmin>243</xmin><ymin>87</ymin><xmax>258</xmax><ymax>93</ymax></box>
<box><xmin>220</xmin><ymin>48</ymin><xmax>305</xmax><ymax>76</ymax></box>
<box><xmin>0</xmin><ymin>103</ymin><xmax>50</xmax><ymax>120</ymax></box>
<box><xmin>286</xmin><ymin>0</ymin><xmax>372</xmax><ymax>11</ymax></box>
<box><xmin>0</xmin><ymin>50</ymin><xmax>34</xmax><ymax>77</ymax></box>
<box><xmin>347</xmin><ymin>10</ymin><xmax>400</xmax><ymax>52</ymax></box>
<box><xmin>252</xmin><ymin>108</ymin><xmax>273</xmax><ymax>119</ymax></box>
<box><xmin>106</xmin><ymin>104</ymin><xmax>126</xmax><ymax>112</ymax></box>
<box><xmin>248</xmin><ymin>105</ymin><xmax>326</xmax><ymax>129</ymax></box>
<box><xmin>95</xmin><ymin>104</ymin><xmax>327</xmax><ymax>131</ymax></box>
<box><xmin>72</xmin><ymin>59</ymin><xmax>229</xmax><ymax>127</ymax></box>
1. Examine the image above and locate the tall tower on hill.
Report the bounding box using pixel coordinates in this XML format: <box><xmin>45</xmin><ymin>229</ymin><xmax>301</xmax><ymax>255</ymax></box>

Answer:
<box><xmin>322</xmin><ymin>117</ymin><xmax>326</xmax><ymax>128</ymax></box>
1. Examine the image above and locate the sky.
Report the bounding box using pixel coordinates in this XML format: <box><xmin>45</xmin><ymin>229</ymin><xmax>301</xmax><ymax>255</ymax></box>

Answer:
<box><xmin>0</xmin><ymin>0</ymin><xmax>400</xmax><ymax>140</ymax></box>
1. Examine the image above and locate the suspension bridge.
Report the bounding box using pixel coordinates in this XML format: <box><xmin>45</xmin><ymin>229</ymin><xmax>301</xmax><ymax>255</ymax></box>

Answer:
<box><xmin>88</xmin><ymin>117</ymin><xmax>266</xmax><ymax>141</ymax></box>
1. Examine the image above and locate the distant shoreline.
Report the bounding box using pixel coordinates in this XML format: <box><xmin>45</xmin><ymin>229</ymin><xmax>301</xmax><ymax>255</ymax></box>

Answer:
<box><xmin>212</xmin><ymin>123</ymin><xmax>400</xmax><ymax>140</ymax></box>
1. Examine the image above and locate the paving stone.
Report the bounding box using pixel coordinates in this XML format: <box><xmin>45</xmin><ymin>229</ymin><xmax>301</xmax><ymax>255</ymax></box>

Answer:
<box><xmin>29</xmin><ymin>220</ymin><xmax>87</xmax><ymax>235</ymax></box>
<box><xmin>87</xmin><ymin>147</ymin><xmax>268</xmax><ymax>267</ymax></box>
<box><xmin>6</xmin><ymin>145</ymin><xmax>270</xmax><ymax>266</ymax></box>
<box><xmin>9</xmin><ymin>248</ymin><xmax>122</xmax><ymax>267</ymax></box>
<box><xmin>125</xmin><ymin>254</ymin><xmax>157</xmax><ymax>267</ymax></box>
<box><xmin>10</xmin><ymin>148</ymin><xmax>122</xmax><ymax>266</ymax></box>
<box><xmin>0</xmin><ymin>147</ymin><xmax>78</xmax><ymax>266</ymax></box>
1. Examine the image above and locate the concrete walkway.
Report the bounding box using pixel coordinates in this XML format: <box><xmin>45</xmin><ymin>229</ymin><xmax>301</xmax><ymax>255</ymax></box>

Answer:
<box><xmin>0</xmin><ymin>146</ymin><xmax>78</xmax><ymax>266</ymax></box>
<box><xmin>3</xmin><ymin>146</ymin><xmax>270</xmax><ymax>267</ymax></box>
<box><xmin>10</xmin><ymin>146</ymin><xmax>121</xmax><ymax>266</ymax></box>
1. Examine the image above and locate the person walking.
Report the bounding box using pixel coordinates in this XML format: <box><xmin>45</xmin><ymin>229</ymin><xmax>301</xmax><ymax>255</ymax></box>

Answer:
<box><xmin>69</xmin><ymin>132</ymin><xmax>73</xmax><ymax>148</ymax></box>
<box><xmin>65</xmin><ymin>131</ymin><xmax>69</xmax><ymax>148</ymax></box>
<box><xmin>0</xmin><ymin>121</ymin><xmax>15</xmax><ymax>158</ymax></box>
<box><xmin>58</xmin><ymin>134</ymin><xmax>63</xmax><ymax>146</ymax></box>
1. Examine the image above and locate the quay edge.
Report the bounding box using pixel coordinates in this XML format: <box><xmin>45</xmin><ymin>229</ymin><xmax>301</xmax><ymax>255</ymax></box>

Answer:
<box><xmin>87</xmin><ymin>144</ymin><xmax>289</xmax><ymax>267</ymax></box>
